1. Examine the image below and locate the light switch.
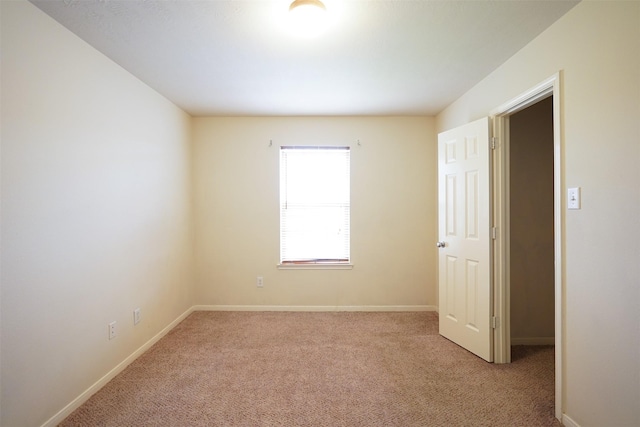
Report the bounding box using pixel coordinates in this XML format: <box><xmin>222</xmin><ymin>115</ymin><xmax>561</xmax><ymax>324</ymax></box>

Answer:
<box><xmin>568</xmin><ymin>187</ymin><xmax>581</xmax><ymax>210</ymax></box>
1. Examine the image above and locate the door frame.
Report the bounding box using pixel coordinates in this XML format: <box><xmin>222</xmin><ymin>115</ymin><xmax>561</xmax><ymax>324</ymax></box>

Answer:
<box><xmin>490</xmin><ymin>72</ymin><xmax>563</xmax><ymax>421</ymax></box>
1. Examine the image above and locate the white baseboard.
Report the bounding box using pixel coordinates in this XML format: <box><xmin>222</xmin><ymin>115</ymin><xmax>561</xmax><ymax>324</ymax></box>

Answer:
<box><xmin>511</xmin><ymin>337</ymin><xmax>555</xmax><ymax>345</ymax></box>
<box><xmin>41</xmin><ymin>306</ymin><xmax>195</xmax><ymax>427</ymax></box>
<box><xmin>562</xmin><ymin>413</ymin><xmax>581</xmax><ymax>427</ymax></box>
<box><xmin>193</xmin><ymin>305</ymin><xmax>437</xmax><ymax>312</ymax></box>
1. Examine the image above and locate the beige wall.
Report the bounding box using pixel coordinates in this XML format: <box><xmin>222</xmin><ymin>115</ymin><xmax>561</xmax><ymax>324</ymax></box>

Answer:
<box><xmin>1</xmin><ymin>2</ymin><xmax>194</xmax><ymax>426</ymax></box>
<box><xmin>437</xmin><ymin>2</ymin><xmax>640</xmax><ymax>426</ymax></box>
<box><xmin>510</xmin><ymin>97</ymin><xmax>555</xmax><ymax>342</ymax></box>
<box><xmin>193</xmin><ymin>117</ymin><xmax>436</xmax><ymax>309</ymax></box>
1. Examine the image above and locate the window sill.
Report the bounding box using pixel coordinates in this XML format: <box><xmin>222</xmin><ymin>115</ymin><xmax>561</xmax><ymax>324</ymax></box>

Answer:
<box><xmin>277</xmin><ymin>263</ymin><xmax>354</xmax><ymax>270</ymax></box>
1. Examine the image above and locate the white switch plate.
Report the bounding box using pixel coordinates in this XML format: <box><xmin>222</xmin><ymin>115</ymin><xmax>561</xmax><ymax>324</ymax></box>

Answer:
<box><xmin>133</xmin><ymin>308</ymin><xmax>141</xmax><ymax>325</ymax></box>
<box><xmin>568</xmin><ymin>187</ymin><xmax>581</xmax><ymax>210</ymax></box>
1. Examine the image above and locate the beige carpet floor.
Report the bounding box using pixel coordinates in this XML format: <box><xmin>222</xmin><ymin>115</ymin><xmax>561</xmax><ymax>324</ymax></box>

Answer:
<box><xmin>60</xmin><ymin>311</ymin><xmax>560</xmax><ymax>426</ymax></box>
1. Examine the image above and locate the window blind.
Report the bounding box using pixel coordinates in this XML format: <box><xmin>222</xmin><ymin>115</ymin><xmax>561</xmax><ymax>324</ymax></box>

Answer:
<box><xmin>280</xmin><ymin>146</ymin><xmax>350</xmax><ymax>263</ymax></box>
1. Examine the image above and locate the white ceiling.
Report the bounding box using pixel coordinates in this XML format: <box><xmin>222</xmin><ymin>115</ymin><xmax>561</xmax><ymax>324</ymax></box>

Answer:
<box><xmin>30</xmin><ymin>0</ymin><xmax>579</xmax><ymax>116</ymax></box>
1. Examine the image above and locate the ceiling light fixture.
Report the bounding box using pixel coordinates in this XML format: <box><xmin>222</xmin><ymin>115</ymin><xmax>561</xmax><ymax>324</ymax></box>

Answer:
<box><xmin>289</xmin><ymin>0</ymin><xmax>326</xmax><ymax>13</ymax></box>
<box><xmin>287</xmin><ymin>0</ymin><xmax>329</xmax><ymax>37</ymax></box>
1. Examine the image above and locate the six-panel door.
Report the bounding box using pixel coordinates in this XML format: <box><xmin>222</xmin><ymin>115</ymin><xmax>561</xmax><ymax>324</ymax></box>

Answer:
<box><xmin>437</xmin><ymin>117</ymin><xmax>493</xmax><ymax>362</ymax></box>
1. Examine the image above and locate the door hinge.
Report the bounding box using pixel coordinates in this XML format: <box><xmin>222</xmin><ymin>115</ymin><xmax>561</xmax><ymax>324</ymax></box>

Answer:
<box><xmin>491</xmin><ymin>227</ymin><xmax>497</xmax><ymax>240</ymax></box>
<box><xmin>491</xmin><ymin>316</ymin><xmax>499</xmax><ymax>329</ymax></box>
<box><xmin>491</xmin><ymin>137</ymin><xmax>497</xmax><ymax>149</ymax></box>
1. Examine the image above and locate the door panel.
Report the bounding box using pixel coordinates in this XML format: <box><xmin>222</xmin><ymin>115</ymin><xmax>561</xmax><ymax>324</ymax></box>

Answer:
<box><xmin>438</xmin><ymin>117</ymin><xmax>492</xmax><ymax>362</ymax></box>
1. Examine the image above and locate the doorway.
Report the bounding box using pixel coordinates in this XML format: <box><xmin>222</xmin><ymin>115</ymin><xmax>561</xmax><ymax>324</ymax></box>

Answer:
<box><xmin>509</xmin><ymin>97</ymin><xmax>555</xmax><ymax>349</ymax></box>
<box><xmin>491</xmin><ymin>73</ymin><xmax>563</xmax><ymax>421</ymax></box>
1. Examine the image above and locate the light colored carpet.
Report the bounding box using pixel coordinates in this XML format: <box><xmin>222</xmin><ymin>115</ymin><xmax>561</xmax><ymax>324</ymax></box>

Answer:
<box><xmin>60</xmin><ymin>311</ymin><xmax>560</xmax><ymax>426</ymax></box>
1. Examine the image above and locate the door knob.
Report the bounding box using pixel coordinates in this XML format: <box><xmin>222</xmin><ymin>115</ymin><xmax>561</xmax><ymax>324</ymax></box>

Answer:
<box><xmin>436</xmin><ymin>241</ymin><xmax>446</xmax><ymax>248</ymax></box>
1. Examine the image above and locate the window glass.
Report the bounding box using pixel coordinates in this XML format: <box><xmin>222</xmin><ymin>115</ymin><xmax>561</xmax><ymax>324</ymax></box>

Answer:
<box><xmin>280</xmin><ymin>146</ymin><xmax>350</xmax><ymax>264</ymax></box>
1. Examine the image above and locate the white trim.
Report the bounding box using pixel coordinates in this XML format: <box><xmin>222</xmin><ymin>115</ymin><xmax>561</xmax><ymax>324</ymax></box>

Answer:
<box><xmin>490</xmin><ymin>74</ymin><xmax>557</xmax><ymax>116</ymax></box>
<box><xmin>193</xmin><ymin>305</ymin><xmax>436</xmax><ymax>312</ymax></box>
<box><xmin>277</xmin><ymin>263</ymin><xmax>354</xmax><ymax>270</ymax></box>
<box><xmin>552</xmin><ymin>76</ymin><xmax>564</xmax><ymax>422</ymax></box>
<box><xmin>40</xmin><ymin>307</ymin><xmax>195</xmax><ymax>427</ymax></box>
<box><xmin>511</xmin><ymin>337</ymin><xmax>555</xmax><ymax>346</ymax></box>
<box><xmin>562</xmin><ymin>414</ymin><xmax>582</xmax><ymax>427</ymax></box>
<box><xmin>490</xmin><ymin>72</ymin><xmax>563</xmax><ymax>421</ymax></box>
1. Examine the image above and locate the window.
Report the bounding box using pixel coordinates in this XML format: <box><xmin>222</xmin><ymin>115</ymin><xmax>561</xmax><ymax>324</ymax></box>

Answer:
<box><xmin>279</xmin><ymin>146</ymin><xmax>350</xmax><ymax>266</ymax></box>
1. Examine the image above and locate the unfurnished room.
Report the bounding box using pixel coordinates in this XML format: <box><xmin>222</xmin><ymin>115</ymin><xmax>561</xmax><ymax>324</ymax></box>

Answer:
<box><xmin>1</xmin><ymin>1</ymin><xmax>638</xmax><ymax>426</ymax></box>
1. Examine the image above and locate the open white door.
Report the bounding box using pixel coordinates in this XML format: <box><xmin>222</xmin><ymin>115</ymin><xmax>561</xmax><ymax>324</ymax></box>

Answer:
<box><xmin>438</xmin><ymin>117</ymin><xmax>492</xmax><ymax>362</ymax></box>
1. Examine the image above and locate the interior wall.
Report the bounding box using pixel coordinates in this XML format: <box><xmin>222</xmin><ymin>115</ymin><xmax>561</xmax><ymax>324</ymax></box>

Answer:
<box><xmin>509</xmin><ymin>97</ymin><xmax>554</xmax><ymax>343</ymax></box>
<box><xmin>193</xmin><ymin>116</ymin><xmax>437</xmax><ymax>309</ymax></box>
<box><xmin>1</xmin><ymin>2</ymin><xmax>194</xmax><ymax>426</ymax></box>
<box><xmin>436</xmin><ymin>2</ymin><xmax>640</xmax><ymax>426</ymax></box>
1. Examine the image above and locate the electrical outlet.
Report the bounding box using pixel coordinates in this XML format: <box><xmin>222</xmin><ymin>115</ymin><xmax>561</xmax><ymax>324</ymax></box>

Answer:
<box><xmin>133</xmin><ymin>308</ymin><xmax>141</xmax><ymax>325</ymax></box>
<box><xmin>108</xmin><ymin>321</ymin><xmax>117</xmax><ymax>340</ymax></box>
<box><xmin>257</xmin><ymin>276</ymin><xmax>264</xmax><ymax>288</ymax></box>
